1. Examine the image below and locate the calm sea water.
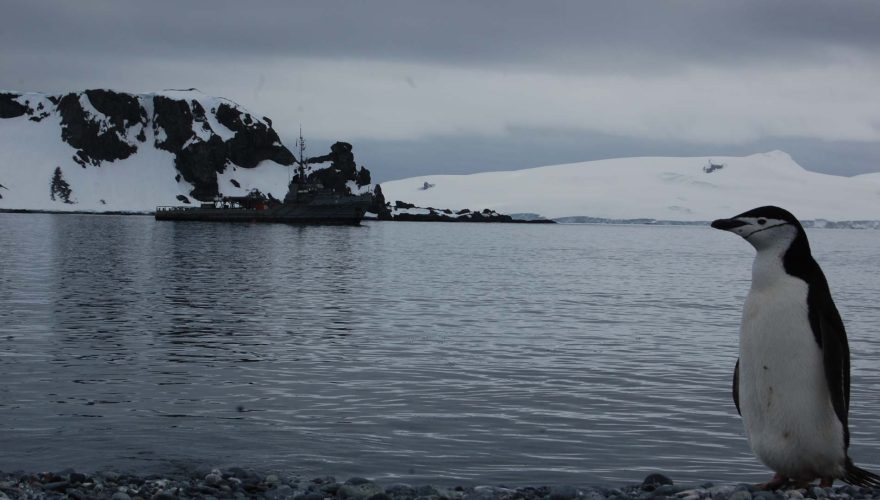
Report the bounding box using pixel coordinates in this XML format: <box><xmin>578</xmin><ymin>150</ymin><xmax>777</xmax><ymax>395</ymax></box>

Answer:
<box><xmin>1</xmin><ymin>213</ymin><xmax>879</xmax><ymax>487</ymax></box>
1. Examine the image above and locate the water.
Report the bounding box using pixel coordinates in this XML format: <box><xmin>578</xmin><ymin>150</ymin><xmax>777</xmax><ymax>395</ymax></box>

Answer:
<box><xmin>1</xmin><ymin>213</ymin><xmax>879</xmax><ymax>487</ymax></box>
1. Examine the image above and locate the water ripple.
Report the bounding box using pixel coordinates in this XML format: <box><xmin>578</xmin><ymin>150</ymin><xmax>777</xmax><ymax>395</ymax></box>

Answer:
<box><xmin>1</xmin><ymin>214</ymin><xmax>879</xmax><ymax>486</ymax></box>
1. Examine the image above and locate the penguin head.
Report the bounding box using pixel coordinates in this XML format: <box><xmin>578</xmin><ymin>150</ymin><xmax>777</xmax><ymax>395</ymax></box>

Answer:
<box><xmin>711</xmin><ymin>206</ymin><xmax>806</xmax><ymax>251</ymax></box>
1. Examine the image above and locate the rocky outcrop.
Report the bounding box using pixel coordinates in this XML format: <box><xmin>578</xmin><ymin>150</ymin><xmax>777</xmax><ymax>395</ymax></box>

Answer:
<box><xmin>175</xmin><ymin>137</ymin><xmax>230</xmax><ymax>200</ymax></box>
<box><xmin>379</xmin><ymin>201</ymin><xmax>555</xmax><ymax>223</ymax></box>
<box><xmin>0</xmin><ymin>93</ymin><xmax>29</xmax><ymax>119</ymax></box>
<box><xmin>307</xmin><ymin>142</ymin><xmax>372</xmax><ymax>195</ymax></box>
<box><xmin>216</xmin><ymin>103</ymin><xmax>294</xmax><ymax>169</ymax></box>
<box><xmin>50</xmin><ymin>167</ymin><xmax>74</xmax><ymax>203</ymax></box>
<box><xmin>366</xmin><ymin>183</ymin><xmax>550</xmax><ymax>223</ymax></box>
<box><xmin>58</xmin><ymin>90</ymin><xmax>144</xmax><ymax>166</ymax></box>
<box><xmin>153</xmin><ymin>95</ymin><xmax>195</xmax><ymax>152</ymax></box>
<box><xmin>369</xmin><ymin>185</ymin><xmax>391</xmax><ymax>219</ymax></box>
<box><xmin>367</xmin><ymin>184</ymin><xmax>394</xmax><ymax>220</ymax></box>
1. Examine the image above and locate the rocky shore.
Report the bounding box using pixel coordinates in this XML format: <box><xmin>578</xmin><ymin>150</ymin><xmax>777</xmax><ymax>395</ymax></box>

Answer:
<box><xmin>2</xmin><ymin>470</ymin><xmax>880</xmax><ymax>500</ymax></box>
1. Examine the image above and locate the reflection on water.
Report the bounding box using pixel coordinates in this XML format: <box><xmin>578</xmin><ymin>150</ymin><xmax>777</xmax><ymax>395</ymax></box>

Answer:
<box><xmin>1</xmin><ymin>213</ymin><xmax>879</xmax><ymax>486</ymax></box>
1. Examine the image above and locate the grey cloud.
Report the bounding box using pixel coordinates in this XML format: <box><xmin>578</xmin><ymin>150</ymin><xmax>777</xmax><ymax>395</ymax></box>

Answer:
<box><xmin>2</xmin><ymin>0</ymin><xmax>879</xmax><ymax>177</ymax></box>
<box><xmin>4</xmin><ymin>1</ymin><xmax>879</xmax><ymax>71</ymax></box>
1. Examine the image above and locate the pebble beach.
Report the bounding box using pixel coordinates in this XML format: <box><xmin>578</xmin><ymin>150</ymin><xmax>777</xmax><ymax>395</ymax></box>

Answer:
<box><xmin>3</xmin><ymin>470</ymin><xmax>880</xmax><ymax>500</ymax></box>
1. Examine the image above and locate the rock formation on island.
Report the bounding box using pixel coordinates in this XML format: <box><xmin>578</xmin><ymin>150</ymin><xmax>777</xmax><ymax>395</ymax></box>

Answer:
<box><xmin>0</xmin><ymin>89</ymin><xmax>301</xmax><ymax>210</ymax></box>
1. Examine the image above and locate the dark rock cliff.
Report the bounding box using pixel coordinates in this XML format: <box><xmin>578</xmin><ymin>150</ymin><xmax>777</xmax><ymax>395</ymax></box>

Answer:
<box><xmin>216</xmin><ymin>103</ymin><xmax>293</xmax><ymax>169</ymax></box>
<box><xmin>58</xmin><ymin>90</ymin><xmax>144</xmax><ymax>167</ymax></box>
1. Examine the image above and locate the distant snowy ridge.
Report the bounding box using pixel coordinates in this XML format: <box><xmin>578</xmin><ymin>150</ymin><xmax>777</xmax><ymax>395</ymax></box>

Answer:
<box><xmin>380</xmin><ymin>151</ymin><xmax>880</xmax><ymax>223</ymax></box>
<box><xmin>0</xmin><ymin>89</ymin><xmax>297</xmax><ymax>212</ymax></box>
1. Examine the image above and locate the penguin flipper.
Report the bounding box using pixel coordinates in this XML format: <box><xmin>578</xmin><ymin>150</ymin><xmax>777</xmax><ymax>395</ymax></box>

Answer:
<box><xmin>732</xmin><ymin>358</ymin><xmax>741</xmax><ymax>416</ymax></box>
<box><xmin>843</xmin><ymin>458</ymin><xmax>880</xmax><ymax>488</ymax></box>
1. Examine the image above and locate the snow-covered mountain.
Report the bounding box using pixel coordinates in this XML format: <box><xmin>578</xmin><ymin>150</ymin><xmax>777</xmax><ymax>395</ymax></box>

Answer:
<box><xmin>380</xmin><ymin>152</ymin><xmax>880</xmax><ymax>223</ymax></box>
<box><xmin>0</xmin><ymin>89</ymin><xmax>304</xmax><ymax>212</ymax></box>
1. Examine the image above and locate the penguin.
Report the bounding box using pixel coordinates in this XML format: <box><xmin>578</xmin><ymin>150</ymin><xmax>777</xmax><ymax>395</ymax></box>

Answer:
<box><xmin>711</xmin><ymin>205</ymin><xmax>880</xmax><ymax>489</ymax></box>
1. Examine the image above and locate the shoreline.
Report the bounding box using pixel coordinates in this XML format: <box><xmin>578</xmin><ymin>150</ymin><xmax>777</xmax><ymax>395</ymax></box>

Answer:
<box><xmin>0</xmin><ymin>208</ymin><xmax>153</xmax><ymax>216</ymax></box>
<box><xmin>1</xmin><ymin>469</ymin><xmax>878</xmax><ymax>500</ymax></box>
<box><xmin>4</xmin><ymin>208</ymin><xmax>880</xmax><ymax>228</ymax></box>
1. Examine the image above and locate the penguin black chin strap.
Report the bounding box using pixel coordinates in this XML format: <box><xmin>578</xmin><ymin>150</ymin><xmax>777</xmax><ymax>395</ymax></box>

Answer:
<box><xmin>744</xmin><ymin>222</ymin><xmax>791</xmax><ymax>240</ymax></box>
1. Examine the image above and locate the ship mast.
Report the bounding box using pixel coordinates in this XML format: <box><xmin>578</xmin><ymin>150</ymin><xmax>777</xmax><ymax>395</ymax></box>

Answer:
<box><xmin>296</xmin><ymin>125</ymin><xmax>308</xmax><ymax>188</ymax></box>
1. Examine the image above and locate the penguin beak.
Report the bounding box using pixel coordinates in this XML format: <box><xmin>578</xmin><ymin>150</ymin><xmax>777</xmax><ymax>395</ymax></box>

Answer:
<box><xmin>711</xmin><ymin>218</ymin><xmax>749</xmax><ymax>231</ymax></box>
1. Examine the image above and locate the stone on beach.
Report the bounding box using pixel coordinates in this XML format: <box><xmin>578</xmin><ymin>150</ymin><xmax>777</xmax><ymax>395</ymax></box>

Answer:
<box><xmin>1</xmin><ymin>470</ymin><xmax>879</xmax><ymax>500</ymax></box>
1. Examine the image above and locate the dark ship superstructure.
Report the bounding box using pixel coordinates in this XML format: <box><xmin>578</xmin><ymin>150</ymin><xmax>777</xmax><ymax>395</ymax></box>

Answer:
<box><xmin>156</xmin><ymin>131</ymin><xmax>373</xmax><ymax>225</ymax></box>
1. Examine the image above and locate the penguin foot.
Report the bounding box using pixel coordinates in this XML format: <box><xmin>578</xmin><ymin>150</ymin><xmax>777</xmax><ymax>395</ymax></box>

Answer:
<box><xmin>791</xmin><ymin>480</ymin><xmax>814</xmax><ymax>490</ymax></box>
<box><xmin>755</xmin><ymin>473</ymin><xmax>789</xmax><ymax>490</ymax></box>
<box><xmin>819</xmin><ymin>477</ymin><xmax>834</xmax><ymax>488</ymax></box>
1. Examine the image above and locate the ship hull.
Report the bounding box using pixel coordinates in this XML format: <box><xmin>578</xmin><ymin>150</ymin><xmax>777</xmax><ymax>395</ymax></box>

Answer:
<box><xmin>155</xmin><ymin>195</ymin><xmax>371</xmax><ymax>225</ymax></box>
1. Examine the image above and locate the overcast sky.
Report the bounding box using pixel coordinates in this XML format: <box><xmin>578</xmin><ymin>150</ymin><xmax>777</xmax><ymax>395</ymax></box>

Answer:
<box><xmin>3</xmin><ymin>0</ymin><xmax>879</xmax><ymax>181</ymax></box>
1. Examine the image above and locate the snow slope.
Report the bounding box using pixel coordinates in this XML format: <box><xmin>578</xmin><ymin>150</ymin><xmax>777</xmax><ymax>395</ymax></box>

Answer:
<box><xmin>380</xmin><ymin>151</ymin><xmax>880</xmax><ymax>222</ymax></box>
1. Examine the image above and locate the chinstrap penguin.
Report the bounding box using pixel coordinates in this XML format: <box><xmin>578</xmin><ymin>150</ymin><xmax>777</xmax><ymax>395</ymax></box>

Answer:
<box><xmin>711</xmin><ymin>205</ymin><xmax>880</xmax><ymax>489</ymax></box>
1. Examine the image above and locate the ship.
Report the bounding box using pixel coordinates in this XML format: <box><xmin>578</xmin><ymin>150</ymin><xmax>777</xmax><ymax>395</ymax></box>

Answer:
<box><xmin>155</xmin><ymin>130</ymin><xmax>373</xmax><ymax>225</ymax></box>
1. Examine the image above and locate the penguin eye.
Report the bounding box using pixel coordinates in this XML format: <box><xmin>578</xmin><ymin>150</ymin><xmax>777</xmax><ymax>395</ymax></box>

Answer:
<box><xmin>757</xmin><ymin>219</ymin><xmax>767</xmax><ymax>225</ymax></box>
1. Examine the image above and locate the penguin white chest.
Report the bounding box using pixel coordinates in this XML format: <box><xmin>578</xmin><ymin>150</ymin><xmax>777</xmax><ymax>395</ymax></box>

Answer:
<box><xmin>739</xmin><ymin>271</ymin><xmax>845</xmax><ymax>480</ymax></box>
